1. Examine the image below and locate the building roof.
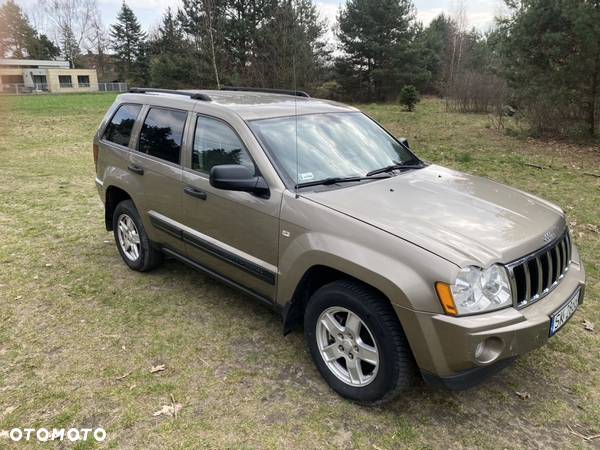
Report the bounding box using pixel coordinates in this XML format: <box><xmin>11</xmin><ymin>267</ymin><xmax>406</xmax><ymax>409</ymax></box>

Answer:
<box><xmin>0</xmin><ymin>59</ymin><xmax>70</xmax><ymax>69</ymax></box>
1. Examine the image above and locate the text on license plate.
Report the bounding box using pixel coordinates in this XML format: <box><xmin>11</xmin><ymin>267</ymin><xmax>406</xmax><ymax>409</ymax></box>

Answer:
<box><xmin>550</xmin><ymin>289</ymin><xmax>580</xmax><ymax>336</ymax></box>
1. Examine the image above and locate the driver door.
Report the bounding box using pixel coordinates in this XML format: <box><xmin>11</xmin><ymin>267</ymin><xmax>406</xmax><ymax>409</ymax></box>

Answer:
<box><xmin>180</xmin><ymin>114</ymin><xmax>281</xmax><ymax>301</ymax></box>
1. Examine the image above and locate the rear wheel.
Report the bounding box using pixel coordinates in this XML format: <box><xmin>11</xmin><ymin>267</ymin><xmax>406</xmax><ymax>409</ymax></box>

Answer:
<box><xmin>304</xmin><ymin>280</ymin><xmax>416</xmax><ymax>404</ymax></box>
<box><xmin>112</xmin><ymin>200</ymin><xmax>163</xmax><ymax>271</ymax></box>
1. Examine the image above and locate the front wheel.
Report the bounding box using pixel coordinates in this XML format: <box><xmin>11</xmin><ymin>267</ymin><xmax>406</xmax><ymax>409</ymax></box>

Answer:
<box><xmin>304</xmin><ymin>280</ymin><xmax>416</xmax><ymax>404</ymax></box>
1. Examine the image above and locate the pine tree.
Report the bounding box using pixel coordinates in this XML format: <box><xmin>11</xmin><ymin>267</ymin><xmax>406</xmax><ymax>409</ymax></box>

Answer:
<box><xmin>0</xmin><ymin>0</ymin><xmax>59</xmax><ymax>59</ymax></box>
<box><xmin>178</xmin><ymin>0</ymin><xmax>229</xmax><ymax>88</ymax></box>
<box><xmin>61</xmin><ymin>25</ymin><xmax>81</xmax><ymax>68</ymax></box>
<box><xmin>252</xmin><ymin>0</ymin><xmax>327</xmax><ymax>88</ymax></box>
<box><xmin>110</xmin><ymin>2</ymin><xmax>147</xmax><ymax>83</ymax></box>
<box><xmin>335</xmin><ymin>0</ymin><xmax>427</xmax><ymax>101</ymax></box>
<box><xmin>499</xmin><ymin>0</ymin><xmax>600</xmax><ymax>136</ymax></box>
<box><xmin>149</xmin><ymin>8</ymin><xmax>195</xmax><ymax>88</ymax></box>
<box><xmin>28</xmin><ymin>33</ymin><xmax>61</xmax><ymax>60</ymax></box>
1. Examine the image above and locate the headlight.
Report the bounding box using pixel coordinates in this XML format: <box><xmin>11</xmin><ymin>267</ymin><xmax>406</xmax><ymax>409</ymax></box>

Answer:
<box><xmin>436</xmin><ymin>265</ymin><xmax>512</xmax><ymax>316</ymax></box>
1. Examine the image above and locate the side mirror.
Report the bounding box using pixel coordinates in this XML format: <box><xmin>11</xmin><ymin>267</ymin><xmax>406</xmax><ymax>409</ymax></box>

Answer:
<box><xmin>209</xmin><ymin>164</ymin><xmax>269</xmax><ymax>198</ymax></box>
<box><xmin>399</xmin><ymin>138</ymin><xmax>410</xmax><ymax>149</ymax></box>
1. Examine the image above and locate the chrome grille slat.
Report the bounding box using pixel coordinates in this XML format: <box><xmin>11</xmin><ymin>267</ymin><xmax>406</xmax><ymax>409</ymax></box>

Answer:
<box><xmin>560</xmin><ymin>239</ymin><xmax>567</xmax><ymax>273</ymax></box>
<box><xmin>546</xmin><ymin>250</ymin><xmax>553</xmax><ymax>290</ymax></box>
<box><xmin>523</xmin><ymin>262</ymin><xmax>531</xmax><ymax>302</ymax></box>
<box><xmin>535</xmin><ymin>256</ymin><xmax>543</xmax><ymax>296</ymax></box>
<box><xmin>554</xmin><ymin>244</ymin><xmax>561</xmax><ymax>282</ymax></box>
<box><xmin>506</xmin><ymin>229</ymin><xmax>571</xmax><ymax>309</ymax></box>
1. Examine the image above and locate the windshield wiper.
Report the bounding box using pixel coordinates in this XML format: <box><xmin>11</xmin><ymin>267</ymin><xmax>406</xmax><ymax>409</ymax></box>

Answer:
<box><xmin>366</xmin><ymin>160</ymin><xmax>427</xmax><ymax>177</ymax></box>
<box><xmin>296</xmin><ymin>175</ymin><xmax>390</xmax><ymax>189</ymax></box>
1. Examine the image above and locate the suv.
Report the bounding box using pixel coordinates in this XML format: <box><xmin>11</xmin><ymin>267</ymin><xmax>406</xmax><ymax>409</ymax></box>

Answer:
<box><xmin>94</xmin><ymin>87</ymin><xmax>586</xmax><ymax>403</ymax></box>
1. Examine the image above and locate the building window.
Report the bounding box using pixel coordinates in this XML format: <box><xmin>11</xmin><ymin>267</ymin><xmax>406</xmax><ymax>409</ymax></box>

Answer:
<box><xmin>58</xmin><ymin>75</ymin><xmax>72</xmax><ymax>88</ymax></box>
<box><xmin>0</xmin><ymin>75</ymin><xmax>25</xmax><ymax>93</ymax></box>
<box><xmin>32</xmin><ymin>75</ymin><xmax>48</xmax><ymax>91</ymax></box>
<box><xmin>77</xmin><ymin>75</ymin><xmax>90</xmax><ymax>87</ymax></box>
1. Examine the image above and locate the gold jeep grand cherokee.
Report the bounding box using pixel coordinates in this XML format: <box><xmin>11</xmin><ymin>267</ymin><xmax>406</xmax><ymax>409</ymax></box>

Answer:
<box><xmin>94</xmin><ymin>87</ymin><xmax>586</xmax><ymax>404</ymax></box>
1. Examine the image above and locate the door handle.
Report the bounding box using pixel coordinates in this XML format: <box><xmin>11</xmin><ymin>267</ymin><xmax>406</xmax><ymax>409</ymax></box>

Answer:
<box><xmin>184</xmin><ymin>187</ymin><xmax>207</xmax><ymax>200</ymax></box>
<box><xmin>127</xmin><ymin>164</ymin><xmax>144</xmax><ymax>175</ymax></box>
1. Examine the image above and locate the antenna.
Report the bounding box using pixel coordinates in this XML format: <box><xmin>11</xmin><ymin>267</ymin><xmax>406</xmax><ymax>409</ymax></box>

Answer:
<box><xmin>293</xmin><ymin>53</ymin><xmax>299</xmax><ymax>198</ymax></box>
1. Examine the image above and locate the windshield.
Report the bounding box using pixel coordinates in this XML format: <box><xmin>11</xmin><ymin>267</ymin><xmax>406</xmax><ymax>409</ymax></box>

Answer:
<box><xmin>249</xmin><ymin>112</ymin><xmax>419</xmax><ymax>185</ymax></box>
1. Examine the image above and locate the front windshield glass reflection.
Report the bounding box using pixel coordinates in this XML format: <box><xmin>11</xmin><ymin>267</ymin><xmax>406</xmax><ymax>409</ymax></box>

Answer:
<box><xmin>250</xmin><ymin>112</ymin><xmax>416</xmax><ymax>184</ymax></box>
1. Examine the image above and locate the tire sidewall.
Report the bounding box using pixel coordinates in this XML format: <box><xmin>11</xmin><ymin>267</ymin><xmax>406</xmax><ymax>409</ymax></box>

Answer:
<box><xmin>113</xmin><ymin>201</ymin><xmax>150</xmax><ymax>271</ymax></box>
<box><xmin>304</xmin><ymin>284</ymin><xmax>404</xmax><ymax>403</ymax></box>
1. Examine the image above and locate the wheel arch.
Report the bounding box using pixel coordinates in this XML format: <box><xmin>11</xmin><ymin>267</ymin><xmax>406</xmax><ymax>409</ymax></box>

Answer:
<box><xmin>282</xmin><ymin>264</ymin><xmax>403</xmax><ymax>335</ymax></box>
<box><xmin>104</xmin><ymin>185</ymin><xmax>133</xmax><ymax>231</ymax></box>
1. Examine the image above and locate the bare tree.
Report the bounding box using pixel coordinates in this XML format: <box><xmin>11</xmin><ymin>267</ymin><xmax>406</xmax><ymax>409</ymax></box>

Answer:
<box><xmin>39</xmin><ymin>0</ymin><xmax>97</xmax><ymax>67</ymax></box>
<box><xmin>203</xmin><ymin>0</ymin><xmax>220</xmax><ymax>89</ymax></box>
<box><xmin>87</xmin><ymin>11</ymin><xmax>109</xmax><ymax>78</ymax></box>
<box><xmin>448</xmin><ymin>0</ymin><xmax>467</xmax><ymax>87</ymax></box>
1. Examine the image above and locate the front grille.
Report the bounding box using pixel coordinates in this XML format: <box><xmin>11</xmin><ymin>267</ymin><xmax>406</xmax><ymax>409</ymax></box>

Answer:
<box><xmin>507</xmin><ymin>230</ymin><xmax>572</xmax><ymax>308</ymax></box>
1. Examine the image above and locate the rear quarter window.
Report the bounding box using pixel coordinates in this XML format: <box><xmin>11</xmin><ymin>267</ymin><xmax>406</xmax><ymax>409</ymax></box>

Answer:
<box><xmin>103</xmin><ymin>104</ymin><xmax>142</xmax><ymax>147</ymax></box>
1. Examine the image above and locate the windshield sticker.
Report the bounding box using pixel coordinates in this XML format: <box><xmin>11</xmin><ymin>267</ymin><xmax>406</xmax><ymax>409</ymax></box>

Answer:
<box><xmin>299</xmin><ymin>172</ymin><xmax>314</xmax><ymax>181</ymax></box>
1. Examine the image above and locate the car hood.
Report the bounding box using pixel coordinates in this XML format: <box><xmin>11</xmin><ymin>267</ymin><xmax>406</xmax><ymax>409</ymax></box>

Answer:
<box><xmin>302</xmin><ymin>165</ymin><xmax>566</xmax><ymax>267</ymax></box>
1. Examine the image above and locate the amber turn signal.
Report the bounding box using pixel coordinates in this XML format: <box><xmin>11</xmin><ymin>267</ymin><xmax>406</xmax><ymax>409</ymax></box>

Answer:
<box><xmin>435</xmin><ymin>282</ymin><xmax>458</xmax><ymax>316</ymax></box>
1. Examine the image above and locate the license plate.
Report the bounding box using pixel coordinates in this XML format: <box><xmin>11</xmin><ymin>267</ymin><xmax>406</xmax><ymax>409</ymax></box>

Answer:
<box><xmin>549</xmin><ymin>289</ymin><xmax>580</xmax><ymax>336</ymax></box>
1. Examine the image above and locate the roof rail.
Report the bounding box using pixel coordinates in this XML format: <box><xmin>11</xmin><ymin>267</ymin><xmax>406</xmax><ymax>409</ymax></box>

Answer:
<box><xmin>129</xmin><ymin>87</ymin><xmax>211</xmax><ymax>101</ymax></box>
<box><xmin>221</xmin><ymin>86</ymin><xmax>310</xmax><ymax>98</ymax></box>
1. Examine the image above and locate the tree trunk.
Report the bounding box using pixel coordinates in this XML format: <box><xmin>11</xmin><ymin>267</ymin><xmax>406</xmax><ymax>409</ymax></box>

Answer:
<box><xmin>204</xmin><ymin>0</ymin><xmax>220</xmax><ymax>89</ymax></box>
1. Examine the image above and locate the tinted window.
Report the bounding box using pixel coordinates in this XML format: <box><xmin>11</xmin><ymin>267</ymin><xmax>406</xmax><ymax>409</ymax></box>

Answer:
<box><xmin>193</xmin><ymin>116</ymin><xmax>254</xmax><ymax>174</ymax></box>
<box><xmin>103</xmin><ymin>104</ymin><xmax>141</xmax><ymax>147</ymax></box>
<box><xmin>138</xmin><ymin>108</ymin><xmax>187</xmax><ymax>164</ymax></box>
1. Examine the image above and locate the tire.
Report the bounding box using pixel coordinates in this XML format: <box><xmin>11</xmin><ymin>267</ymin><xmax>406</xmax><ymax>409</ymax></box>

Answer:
<box><xmin>112</xmin><ymin>200</ymin><xmax>163</xmax><ymax>272</ymax></box>
<box><xmin>304</xmin><ymin>280</ymin><xmax>416</xmax><ymax>404</ymax></box>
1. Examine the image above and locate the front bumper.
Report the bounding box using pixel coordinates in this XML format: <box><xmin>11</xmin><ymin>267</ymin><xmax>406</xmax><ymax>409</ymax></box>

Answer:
<box><xmin>400</xmin><ymin>245</ymin><xmax>586</xmax><ymax>388</ymax></box>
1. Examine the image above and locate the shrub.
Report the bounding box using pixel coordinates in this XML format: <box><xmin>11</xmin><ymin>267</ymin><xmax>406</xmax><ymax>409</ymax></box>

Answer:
<box><xmin>399</xmin><ymin>85</ymin><xmax>420</xmax><ymax>111</ymax></box>
<box><xmin>314</xmin><ymin>81</ymin><xmax>343</xmax><ymax>100</ymax></box>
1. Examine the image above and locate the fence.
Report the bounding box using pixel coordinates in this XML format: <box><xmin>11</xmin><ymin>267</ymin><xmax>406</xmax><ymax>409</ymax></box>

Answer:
<box><xmin>0</xmin><ymin>82</ymin><xmax>129</xmax><ymax>95</ymax></box>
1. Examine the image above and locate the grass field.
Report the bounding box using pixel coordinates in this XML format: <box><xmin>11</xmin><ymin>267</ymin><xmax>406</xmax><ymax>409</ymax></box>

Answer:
<box><xmin>0</xmin><ymin>93</ymin><xmax>598</xmax><ymax>449</ymax></box>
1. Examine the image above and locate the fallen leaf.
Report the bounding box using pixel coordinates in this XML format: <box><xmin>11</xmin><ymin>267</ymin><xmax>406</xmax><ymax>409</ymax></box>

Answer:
<box><xmin>115</xmin><ymin>370</ymin><xmax>132</xmax><ymax>381</ymax></box>
<box><xmin>583</xmin><ymin>320</ymin><xmax>594</xmax><ymax>332</ymax></box>
<box><xmin>14</xmin><ymin>296</ymin><xmax>22</xmax><ymax>300</ymax></box>
<box><xmin>152</xmin><ymin>403</ymin><xmax>182</xmax><ymax>418</ymax></box>
<box><xmin>515</xmin><ymin>391</ymin><xmax>530</xmax><ymax>399</ymax></box>
<box><xmin>150</xmin><ymin>364</ymin><xmax>166</xmax><ymax>374</ymax></box>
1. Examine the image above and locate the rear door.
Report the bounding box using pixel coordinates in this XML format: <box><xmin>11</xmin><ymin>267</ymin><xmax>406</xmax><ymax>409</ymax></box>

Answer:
<box><xmin>129</xmin><ymin>105</ymin><xmax>190</xmax><ymax>253</ymax></box>
<box><xmin>180</xmin><ymin>114</ymin><xmax>281</xmax><ymax>301</ymax></box>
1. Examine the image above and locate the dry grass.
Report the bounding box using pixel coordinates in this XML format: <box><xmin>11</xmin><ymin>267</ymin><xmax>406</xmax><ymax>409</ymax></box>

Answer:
<box><xmin>0</xmin><ymin>94</ymin><xmax>598</xmax><ymax>449</ymax></box>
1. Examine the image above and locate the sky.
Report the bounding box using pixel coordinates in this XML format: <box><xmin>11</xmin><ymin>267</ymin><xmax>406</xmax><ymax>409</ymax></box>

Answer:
<box><xmin>15</xmin><ymin>0</ymin><xmax>505</xmax><ymax>36</ymax></box>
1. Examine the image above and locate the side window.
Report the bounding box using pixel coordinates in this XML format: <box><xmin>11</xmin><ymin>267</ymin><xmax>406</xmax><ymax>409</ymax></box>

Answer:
<box><xmin>138</xmin><ymin>107</ymin><xmax>187</xmax><ymax>164</ymax></box>
<box><xmin>192</xmin><ymin>116</ymin><xmax>254</xmax><ymax>174</ymax></box>
<box><xmin>103</xmin><ymin>104</ymin><xmax>141</xmax><ymax>147</ymax></box>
